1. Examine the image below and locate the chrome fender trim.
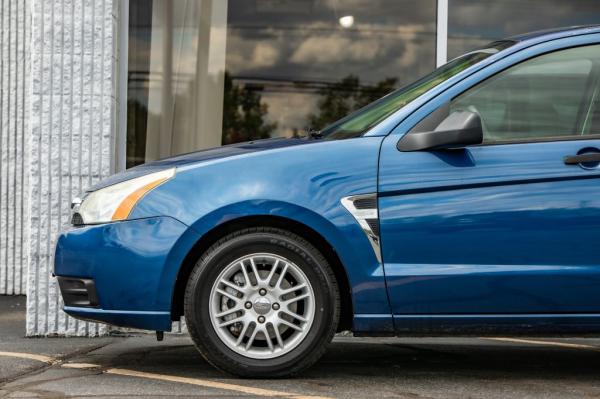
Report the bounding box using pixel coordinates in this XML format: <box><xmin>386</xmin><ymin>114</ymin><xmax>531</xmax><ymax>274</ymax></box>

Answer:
<box><xmin>341</xmin><ymin>194</ymin><xmax>381</xmax><ymax>263</ymax></box>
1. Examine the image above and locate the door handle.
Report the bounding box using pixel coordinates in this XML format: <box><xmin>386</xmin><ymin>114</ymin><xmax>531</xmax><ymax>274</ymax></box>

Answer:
<box><xmin>563</xmin><ymin>153</ymin><xmax>600</xmax><ymax>165</ymax></box>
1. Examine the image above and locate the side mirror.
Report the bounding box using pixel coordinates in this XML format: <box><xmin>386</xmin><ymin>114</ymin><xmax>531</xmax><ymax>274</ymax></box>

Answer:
<box><xmin>397</xmin><ymin>111</ymin><xmax>483</xmax><ymax>152</ymax></box>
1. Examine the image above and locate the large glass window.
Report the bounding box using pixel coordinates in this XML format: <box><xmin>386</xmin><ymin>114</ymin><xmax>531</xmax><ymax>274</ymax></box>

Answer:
<box><xmin>127</xmin><ymin>0</ymin><xmax>437</xmax><ymax>167</ymax></box>
<box><xmin>448</xmin><ymin>0</ymin><xmax>600</xmax><ymax>60</ymax></box>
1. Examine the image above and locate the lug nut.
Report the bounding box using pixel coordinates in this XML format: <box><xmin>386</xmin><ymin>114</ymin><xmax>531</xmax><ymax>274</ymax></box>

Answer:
<box><xmin>245</xmin><ymin>301</ymin><xmax>252</xmax><ymax>309</ymax></box>
<box><xmin>259</xmin><ymin>288</ymin><xmax>267</xmax><ymax>296</ymax></box>
<box><xmin>272</xmin><ymin>303</ymin><xmax>280</xmax><ymax>310</ymax></box>
<box><xmin>258</xmin><ymin>316</ymin><xmax>265</xmax><ymax>323</ymax></box>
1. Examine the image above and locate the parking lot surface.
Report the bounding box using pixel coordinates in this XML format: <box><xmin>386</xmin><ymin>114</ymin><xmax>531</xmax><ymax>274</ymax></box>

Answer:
<box><xmin>2</xmin><ymin>296</ymin><xmax>600</xmax><ymax>398</ymax></box>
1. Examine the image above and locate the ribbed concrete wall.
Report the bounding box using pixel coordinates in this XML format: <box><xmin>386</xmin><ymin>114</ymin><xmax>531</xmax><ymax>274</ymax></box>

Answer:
<box><xmin>26</xmin><ymin>0</ymin><xmax>119</xmax><ymax>336</ymax></box>
<box><xmin>0</xmin><ymin>0</ymin><xmax>30</xmax><ymax>296</ymax></box>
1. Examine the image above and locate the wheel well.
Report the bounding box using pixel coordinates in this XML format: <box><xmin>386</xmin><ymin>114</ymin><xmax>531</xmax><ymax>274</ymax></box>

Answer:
<box><xmin>171</xmin><ymin>215</ymin><xmax>353</xmax><ymax>332</ymax></box>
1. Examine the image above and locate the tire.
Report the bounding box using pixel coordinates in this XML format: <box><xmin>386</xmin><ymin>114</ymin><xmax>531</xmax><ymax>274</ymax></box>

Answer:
<box><xmin>184</xmin><ymin>227</ymin><xmax>340</xmax><ymax>378</ymax></box>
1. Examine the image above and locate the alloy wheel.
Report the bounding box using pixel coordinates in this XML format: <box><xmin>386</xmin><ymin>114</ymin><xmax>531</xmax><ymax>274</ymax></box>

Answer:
<box><xmin>209</xmin><ymin>253</ymin><xmax>315</xmax><ymax>359</ymax></box>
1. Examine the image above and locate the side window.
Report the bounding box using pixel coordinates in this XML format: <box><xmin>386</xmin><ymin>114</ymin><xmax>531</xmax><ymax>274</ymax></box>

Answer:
<box><xmin>451</xmin><ymin>45</ymin><xmax>600</xmax><ymax>143</ymax></box>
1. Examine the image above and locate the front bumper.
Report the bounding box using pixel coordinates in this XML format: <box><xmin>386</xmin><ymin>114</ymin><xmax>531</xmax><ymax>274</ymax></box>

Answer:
<box><xmin>54</xmin><ymin>216</ymin><xmax>200</xmax><ymax>331</ymax></box>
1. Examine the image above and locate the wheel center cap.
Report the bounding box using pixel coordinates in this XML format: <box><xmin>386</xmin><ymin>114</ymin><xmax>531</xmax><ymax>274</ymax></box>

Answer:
<box><xmin>253</xmin><ymin>297</ymin><xmax>271</xmax><ymax>315</ymax></box>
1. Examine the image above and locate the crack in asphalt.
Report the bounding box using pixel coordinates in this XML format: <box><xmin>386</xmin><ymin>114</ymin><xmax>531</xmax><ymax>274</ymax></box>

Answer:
<box><xmin>0</xmin><ymin>346</ymin><xmax>330</xmax><ymax>399</ymax></box>
<box><xmin>0</xmin><ymin>371</ymin><xmax>103</xmax><ymax>399</ymax></box>
<box><xmin>0</xmin><ymin>342</ymin><xmax>113</xmax><ymax>389</ymax></box>
<box><xmin>83</xmin><ymin>344</ymin><xmax>204</xmax><ymax>374</ymax></box>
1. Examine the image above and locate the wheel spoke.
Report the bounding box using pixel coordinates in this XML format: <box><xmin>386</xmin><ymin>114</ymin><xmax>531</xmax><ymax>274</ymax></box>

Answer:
<box><xmin>245</xmin><ymin>325</ymin><xmax>259</xmax><ymax>350</ymax></box>
<box><xmin>284</xmin><ymin>292</ymin><xmax>310</xmax><ymax>305</ymax></box>
<box><xmin>217</xmin><ymin>315</ymin><xmax>244</xmax><ymax>328</ymax></box>
<box><xmin>278</xmin><ymin>318</ymin><xmax>303</xmax><ymax>332</ymax></box>
<box><xmin>275</xmin><ymin>263</ymin><xmax>289</xmax><ymax>289</ymax></box>
<box><xmin>264</xmin><ymin>326</ymin><xmax>274</xmax><ymax>352</ymax></box>
<box><xmin>235</xmin><ymin>322</ymin><xmax>251</xmax><ymax>346</ymax></box>
<box><xmin>273</xmin><ymin>324</ymin><xmax>284</xmax><ymax>349</ymax></box>
<box><xmin>249</xmin><ymin>258</ymin><xmax>261</xmax><ymax>284</ymax></box>
<box><xmin>215</xmin><ymin>306</ymin><xmax>241</xmax><ymax>318</ymax></box>
<box><xmin>279</xmin><ymin>283</ymin><xmax>307</xmax><ymax>297</ymax></box>
<box><xmin>220</xmin><ymin>279</ymin><xmax>246</xmax><ymax>296</ymax></box>
<box><xmin>238</xmin><ymin>261</ymin><xmax>251</xmax><ymax>288</ymax></box>
<box><xmin>216</xmin><ymin>288</ymin><xmax>240</xmax><ymax>302</ymax></box>
<box><xmin>265</xmin><ymin>259</ymin><xmax>279</xmax><ymax>286</ymax></box>
<box><xmin>280</xmin><ymin>309</ymin><xmax>307</xmax><ymax>323</ymax></box>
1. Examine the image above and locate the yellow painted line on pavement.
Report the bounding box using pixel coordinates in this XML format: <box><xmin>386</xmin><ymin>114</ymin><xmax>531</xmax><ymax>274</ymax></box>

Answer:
<box><xmin>0</xmin><ymin>351</ymin><xmax>56</xmax><ymax>364</ymax></box>
<box><xmin>0</xmin><ymin>351</ymin><xmax>331</xmax><ymax>398</ymax></box>
<box><xmin>486</xmin><ymin>337</ymin><xmax>600</xmax><ymax>351</ymax></box>
<box><xmin>62</xmin><ymin>362</ymin><xmax>102</xmax><ymax>369</ymax></box>
<box><xmin>105</xmin><ymin>367</ymin><xmax>331</xmax><ymax>398</ymax></box>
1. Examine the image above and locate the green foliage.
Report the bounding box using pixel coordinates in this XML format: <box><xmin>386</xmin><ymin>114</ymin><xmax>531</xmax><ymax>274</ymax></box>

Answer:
<box><xmin>308</xmin><ymin>75</ymin><xmax>398</xmax><ymax>130</ymax></box>
<box><xmin>222</xmin><ymin>72</ymin><xmax>277</xmax><ymax>144</ymax></box>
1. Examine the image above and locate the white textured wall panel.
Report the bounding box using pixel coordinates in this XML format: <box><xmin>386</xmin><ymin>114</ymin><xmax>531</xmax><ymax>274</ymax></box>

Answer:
<box><xmin>0</xmin><ymin>0</ymin><xmax>30</xmax><ymax>296</ymax></box>
<box><xmin>26</xmin><ymin>0</ymin><xmax>119</xmax><ymax>336</ymax></box>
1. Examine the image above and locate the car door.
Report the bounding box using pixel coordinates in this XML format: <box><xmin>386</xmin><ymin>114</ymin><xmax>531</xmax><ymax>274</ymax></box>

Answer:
<box><xmin>378</xmin><ymin>44</ymin><xmax>600</xmax><ymax>331</ymax></box>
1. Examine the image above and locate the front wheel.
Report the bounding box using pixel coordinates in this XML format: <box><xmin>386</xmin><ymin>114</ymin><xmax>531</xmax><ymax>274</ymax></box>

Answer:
<box><xmin>184</xmin><ymin>227</ymin><xmax>340</xmax><ymax>377</ymax></box>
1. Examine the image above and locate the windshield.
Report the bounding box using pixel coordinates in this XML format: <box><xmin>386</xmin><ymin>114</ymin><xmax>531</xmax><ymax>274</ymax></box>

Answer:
<box><xmin>320</xmin><ymin>40</ymin><xmax>515</xmax><ymax>139</ymax></box>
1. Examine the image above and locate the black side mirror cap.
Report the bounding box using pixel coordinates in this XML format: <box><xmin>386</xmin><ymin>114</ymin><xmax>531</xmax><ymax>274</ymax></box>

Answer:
<box><xmin>397</xmin><ymin>111</ymin><xmax>483</xmax><ymax>152</ymax></box>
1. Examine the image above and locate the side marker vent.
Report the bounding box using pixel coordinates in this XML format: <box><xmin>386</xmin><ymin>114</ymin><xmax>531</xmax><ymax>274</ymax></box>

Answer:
<box><xmin>353</xmin><ymin>197</ymin><xmax>377</xmax><ymax>210</ymax></box>
<box><xmin>341</xmin><ymin>194</ymin><xmax>381</xmax><ymax>263</ymax></box>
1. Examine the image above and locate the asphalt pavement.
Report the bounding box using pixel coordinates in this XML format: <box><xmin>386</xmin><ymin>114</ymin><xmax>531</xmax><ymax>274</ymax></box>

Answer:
<box><xmin>2</xmin><ymin>295</ymin><xmax>600</xmax><ymax>398</ymax></box>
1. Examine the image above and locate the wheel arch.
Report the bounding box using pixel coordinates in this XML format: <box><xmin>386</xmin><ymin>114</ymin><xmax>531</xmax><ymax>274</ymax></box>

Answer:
<box><xmin>171</xmin><ymin>214</ymin><xmax>354</xmax><ymax>332</ymax></box>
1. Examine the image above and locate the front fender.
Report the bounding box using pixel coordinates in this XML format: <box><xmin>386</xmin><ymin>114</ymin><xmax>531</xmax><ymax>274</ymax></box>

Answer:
<box><xmin>185</xmin><ymin>199</ymin><xmax>388</xmax><ymax>315</ymax></box>
<box><xmin>130</xmin><ymin>137</ymin><xmax>391</xmax><ymax>317</ymax></box>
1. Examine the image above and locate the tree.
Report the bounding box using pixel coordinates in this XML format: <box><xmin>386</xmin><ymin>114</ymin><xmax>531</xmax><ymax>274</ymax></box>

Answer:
<box><xmin>222</xmin><ymin>72</ymin><xmax>277</xmax><ymax>144</ymax></box>
<box><xmin>308</xmin><ymin>75</ymin><xmax>398</xmax><ymax>130</ymax></box>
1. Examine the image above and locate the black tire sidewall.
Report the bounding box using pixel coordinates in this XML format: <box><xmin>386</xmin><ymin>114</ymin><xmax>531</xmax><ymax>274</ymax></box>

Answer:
<box><xmin>185</xmin><ymin>230</ymin><xmax>338</xmax><ymax>375</ymax></box>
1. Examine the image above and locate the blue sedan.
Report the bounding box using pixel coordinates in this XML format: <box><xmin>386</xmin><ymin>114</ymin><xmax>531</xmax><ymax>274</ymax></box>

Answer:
<box><xmin>55</xmin><ymin>26</ymin><xmax>600</xmax><ymax>377</ymax></box>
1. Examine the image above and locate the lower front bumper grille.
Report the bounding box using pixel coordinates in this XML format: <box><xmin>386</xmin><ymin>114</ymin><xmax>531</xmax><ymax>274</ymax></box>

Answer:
<box><xmin>57</xmin><ymin>277</ymin><xmax>99</xmax><ymax>307</ymax></box>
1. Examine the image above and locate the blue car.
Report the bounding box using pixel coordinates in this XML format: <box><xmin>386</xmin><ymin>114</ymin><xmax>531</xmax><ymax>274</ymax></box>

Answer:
<box><xmin>55</xmin><ymin>26</ymin><xmax>600</xmax><ymax>377</ymax></box>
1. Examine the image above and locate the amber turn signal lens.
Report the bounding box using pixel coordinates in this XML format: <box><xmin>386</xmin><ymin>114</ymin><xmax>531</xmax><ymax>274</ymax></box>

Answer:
<box><xmin>111</xmin><ymin>177</ymin><xmax>170</xmax><ymax>221</ymax></box>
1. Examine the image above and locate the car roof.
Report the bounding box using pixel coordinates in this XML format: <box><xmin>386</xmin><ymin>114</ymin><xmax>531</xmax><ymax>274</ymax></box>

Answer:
<box><xmin>508</xmin><ymin>25</ymin><xmax>600</xmax><ymax>43</ymax></box>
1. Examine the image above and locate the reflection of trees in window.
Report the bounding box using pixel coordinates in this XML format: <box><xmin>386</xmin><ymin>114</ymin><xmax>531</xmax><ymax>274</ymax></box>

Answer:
<box><xmin>308</xmin><ymin>75</ymin><xmax>398</xmax><ymax>130</ymax></box>
<box><xmin>219</xmin><ymin>73</ymin><xmax>399</xmax><ymax>144</ymax></box>
<box><xmin>222</xmin><ymin>72</ymin><xmax>277</xmax><ymax>144</ymax></box>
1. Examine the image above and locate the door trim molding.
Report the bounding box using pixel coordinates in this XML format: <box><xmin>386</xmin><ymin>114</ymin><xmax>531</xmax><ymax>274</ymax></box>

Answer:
<box><xmin>380</xmin><ymin>172</ymin><xmax>600</xmax><ymax>197</ymax></box>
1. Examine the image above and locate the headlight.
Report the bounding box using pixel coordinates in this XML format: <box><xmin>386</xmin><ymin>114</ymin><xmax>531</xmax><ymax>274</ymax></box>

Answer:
<box><xmin>74</xmin><ymin>168</ymin><xmax>176</xmax><ymax>225</ymax></box>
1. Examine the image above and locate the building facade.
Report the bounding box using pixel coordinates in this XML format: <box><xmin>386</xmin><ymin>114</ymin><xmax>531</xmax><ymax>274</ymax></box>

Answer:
<box><xmin>1</xmin><ymin>0</ymin><xmax>599</xmax><ymax>336</ymax></box>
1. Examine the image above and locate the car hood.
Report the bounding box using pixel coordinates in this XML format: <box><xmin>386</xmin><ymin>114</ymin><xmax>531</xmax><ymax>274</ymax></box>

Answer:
<box><xmin>87</xmin><ymin>138</ymin><xmax>313</xmax><ymax>192</ymax></box>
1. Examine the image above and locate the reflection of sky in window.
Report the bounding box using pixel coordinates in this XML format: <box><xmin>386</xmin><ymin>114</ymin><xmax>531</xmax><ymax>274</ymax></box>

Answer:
<box><xmin>448</xmin><ymin>0</ymin><xmax>600</xmax><ymax>59</ymax></box>
<box><xmin>226</xmin><ymin>0</ymin><xmax>436</xmax><ymax>85</ymax></box>
<box><xmin>128</xmin><ymin>1</ymin><xmax>438</xmax><ymax>87</ymax></box>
